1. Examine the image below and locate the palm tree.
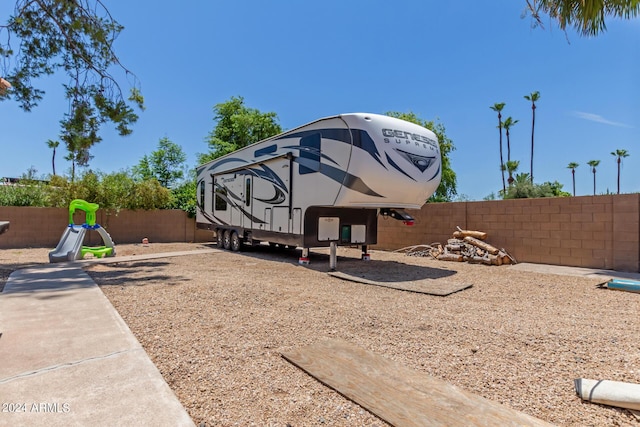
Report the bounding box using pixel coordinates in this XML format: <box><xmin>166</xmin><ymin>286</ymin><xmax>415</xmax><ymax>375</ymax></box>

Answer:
<box><xmin>46</xmin><ymin>139</ymin><xmax>60</xmax><ymax>176</ymax></box>
<box><xmin>490</xmin><ymin>102</ymin><xmax>506</xmax><ymax>193</ymax></box>
<box><xmin>525</xmin><ymin>0</ymin><xmax>640</xmax><ymax>36</ymax></box>
<box><xmin>610</xmin><ymin>149</ymin><xmax>629</xmax><ymax>194</ymax></box>
<box><xmin>502</xmin><ymin>116</ymin><xmax>519</xmax><ymax>164</ymax></box>
<box><xmin>567</xmin><ymin>162</ymin><xmax>579</xmax><ymax>196</ymax></box>
<box><xmin>587</xmin><ymin>160</ymin><xmax>600</xmax><ymax>196</ymax></box>
<box><xmin>506</xmin><ymin>160</ymin><xmax>520</xmax><ymax>186</ymax></box>
<box><xmin>524</xmin><ymin>91</ymin><xmax>540</xmax><ymax>182</ymax></box>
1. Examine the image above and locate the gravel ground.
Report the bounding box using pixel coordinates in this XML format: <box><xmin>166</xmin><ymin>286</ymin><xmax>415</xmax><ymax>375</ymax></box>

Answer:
<box><xmin>2</xmin><ymin>243</ymin><xmax>640</xmax><ymax>426</ymax></box>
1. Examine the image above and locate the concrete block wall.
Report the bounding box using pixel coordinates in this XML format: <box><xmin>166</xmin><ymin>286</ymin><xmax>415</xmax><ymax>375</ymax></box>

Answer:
<box><xmin>0</xmin><ymin>207</ymin><xmax>69</xmax><ymax>249</ymax></box>
<box><xmin>375</xmin><ymin>194</ymin><xmax>639</xmax><ymax>272</ymax></box>
<box><xmin>0</xmin><ymin>207</ymin><xmax>213</xmax><ymax>249</ymax></box>
<box><xmin>1</xmin><ymin>195</ymin><xmax>638</xmax><ymax>271</ymax></box>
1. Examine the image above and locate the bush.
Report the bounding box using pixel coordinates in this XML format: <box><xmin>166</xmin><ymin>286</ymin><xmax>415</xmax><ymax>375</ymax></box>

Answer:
<box><xmin>129</xmin><ymin>179</ymin><xmax>172</xmax><ymax>210</ymax></box>
<box><xmin>503</xmin><ymin>174</ymin><xmax>571</xmax><ymax>199</ymax></box>
<box><xmin>170</xmin><ymin>180</ymin><xmax>197</xmax><ymax>217</ymax></box>
<box><xmin>0</xmin><ymin>181</ymin><xmax>49</xmax><ymax>206</ymax></box>
<box><xmin>1</xmin><ymin>172</ymin><xmax>175</xmax><ymax>212</ymax></box>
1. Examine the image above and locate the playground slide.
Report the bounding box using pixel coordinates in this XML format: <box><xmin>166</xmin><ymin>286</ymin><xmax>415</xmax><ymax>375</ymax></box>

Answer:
<box><xmin>49</xmin><ymin>225</ymin><xmax>86</xmax><ymax>263</ymax></box>
<box><xmin>0</xmin><ymin>221</ymin><xmax>9</xmax><ymax>235</ymax></box>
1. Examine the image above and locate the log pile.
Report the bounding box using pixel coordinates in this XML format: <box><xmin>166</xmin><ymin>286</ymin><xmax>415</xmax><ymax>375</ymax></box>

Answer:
<box><xmin>396</xmin><ymin>227</ymin><xmax>516</xmax><ymax>266</ymax></box>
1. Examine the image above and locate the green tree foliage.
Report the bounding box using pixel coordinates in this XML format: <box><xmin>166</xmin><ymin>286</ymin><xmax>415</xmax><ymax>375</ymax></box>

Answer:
<box><xmin>1</xmin><ymin>0</ymin><xmax>145</xmax><ymax>172</ymax></box>
<box><xmin>525</xmin><ymin>0</ymin><xmax>640</xmax><ymax>36</ymax></box>
<box><xmin>170</xmin><ymin>179</ymin><xmax>197</xmax><ymax>218</ymax></box>
<box><xmin>133</xmin><ymin>137</ymin><xmax>187</xmax><ymax>188</ymax></box>
<box><xmin>97</xmin><ymin>171</ymin><xmax>136</xmax><ymax>212</ymax></box>
<box><xmin>505</xmin><ymin>159</ymin><xmax>520</xmax><ymax>187</ymax></box>
<box><xmin>129</xmin><ymin>179</ymin><xmax>172</xmax><ymax>210</ymax></box>
<box><xmin>385</xmin><ymin>111</ymin><xmax>457</xmax><ymax>202</ymax></box>
<box><xmin>200</xmin><ymin>96</ymin><xmax>282</xmax><ymax>164</ymax></box>
<box><xmin>32</xmin><ymin>172</ymin><xmax>171</xmax><ymax>213</ymax></box>
<box><xmin>0</xmin><ymin>179</ymin><xmax>48</xmax><ymax>206</ymax></box>
<box><xmin>503</xmin><ymin>173</ymin><xmax>570</xmax><ymax>198</ymax></box>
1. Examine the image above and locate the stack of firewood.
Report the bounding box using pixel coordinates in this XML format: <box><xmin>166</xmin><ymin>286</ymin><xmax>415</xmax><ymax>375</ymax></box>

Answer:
<box><xmin>396</xmin><ymin>227</ymin><xmax>516</xmax><ymax>266</ymax></box>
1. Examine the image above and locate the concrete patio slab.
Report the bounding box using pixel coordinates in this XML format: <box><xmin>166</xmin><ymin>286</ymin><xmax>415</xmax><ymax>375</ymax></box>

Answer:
<box><xmin>0</xmin><ymin>266</ymin><xmax>194</xmax><ymax>426</ymax></box>
<box><xmin>509</xmin><ymin>262</ymin><xmax>640</xmax><ymax>282</ymax></box>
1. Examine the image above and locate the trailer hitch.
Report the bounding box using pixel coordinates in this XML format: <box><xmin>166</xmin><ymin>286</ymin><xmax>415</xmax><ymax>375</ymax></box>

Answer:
<box><xmin>380</xmin><ymin>208</ymin><xmax>414</xmax><ymax>226</ymax></box>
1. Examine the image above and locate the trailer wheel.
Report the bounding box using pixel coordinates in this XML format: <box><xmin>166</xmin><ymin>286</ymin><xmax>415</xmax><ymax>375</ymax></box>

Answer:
<box><xmin>216</xmin><ymin>230</ymin><xmax>224</xmax><ymax>248</ymax></box>
<box><xmin>230</xmin><ymin>231</ymin><xmax>242</xmax><ymax>252</ymax></box>
<box><xmin>223</xmin><ymin>230</ymin><xmax>232</xmax><ymax>250</ymax></box>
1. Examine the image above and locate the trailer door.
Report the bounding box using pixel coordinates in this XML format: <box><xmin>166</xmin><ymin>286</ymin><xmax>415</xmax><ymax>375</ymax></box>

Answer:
<box><xmin>214</xmin><ymin>174</ymin><xmax>244</xmax><ymax>228</ymax></box>
<box><xmin>230</xmin><ymin>176</ymin><xmax>244</xmax><ymax>228</ymax></box>
<box><xmin>245</xmin><ymin>175</ymin><xmax>256</xmax><ymax>230</ymax></box>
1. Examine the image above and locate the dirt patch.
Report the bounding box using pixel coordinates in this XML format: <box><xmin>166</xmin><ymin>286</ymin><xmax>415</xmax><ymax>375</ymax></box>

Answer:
<box><xmin>3</xmin><ymin>243</ymin><xmax>639</xmax><ymax>426</ymax></box>
<box><xmin>84</xmin><ymin>245</ymin><xmax>640</xmax><ymax>426</ymax></box>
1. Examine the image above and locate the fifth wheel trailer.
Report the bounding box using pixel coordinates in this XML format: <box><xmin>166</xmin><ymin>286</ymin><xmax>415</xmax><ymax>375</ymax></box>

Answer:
<box><xmin>195</xmin><ymin>112</ymin><xmax>441</xmax><ymax>263</ymax></box>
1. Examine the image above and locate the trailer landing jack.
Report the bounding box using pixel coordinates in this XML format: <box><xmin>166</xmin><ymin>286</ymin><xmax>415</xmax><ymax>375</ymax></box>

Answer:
<box><xmin>361</xmin><ymin>245</ymin><xmax>370</xmax><ymax>261</ymax></box>
<box><xmin>298</xmin><ymin>247</ymin><xmax>310</xmax><ymax>265</ymax></box>
<box><xmin>299</xmin><ymin>245</ymin><xmax>371</xmax><ymax>269</ymax></box>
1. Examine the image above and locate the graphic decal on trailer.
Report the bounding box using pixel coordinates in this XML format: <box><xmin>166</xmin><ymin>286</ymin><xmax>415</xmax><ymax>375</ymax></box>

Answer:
<box><xmin>214</xmin><ymin>181</ymin><xmax>267</xmax><ymax>224</ymax></box>
<box><xmin>393</xmin><ymin>148</ymin><xmax>436</xmax><ymax>173</ymax></box>
<box><xmin>276</xmin><ymin>128</ymin><xmax>385</xmax><ymax>169</ymax></box>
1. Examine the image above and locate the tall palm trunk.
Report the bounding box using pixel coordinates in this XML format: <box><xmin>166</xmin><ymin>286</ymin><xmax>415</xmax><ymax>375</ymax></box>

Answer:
<box><xmin>572</xmin><ymin>169</ymin><xmax>576</xmax><ymax>196</ymax></box>
<box><xmin>617</xmin><ymin>157</ymin><xmax>621</xmax><ymax>194</ymax></box>
<box><xmin>52</xmin><ymin>147</ymin><xmax>57</xmax><ymax>176</ymax></box>
<box><xmin>491</xmin><ymin>103</ymin><xmax>506</xmax><ymax>195</ymax></box>
<box><xmin>506</xmin><ymin>127</ymin><xmax>511</xmax><ymax>164</ymax></box>
<box><xmin>587</xmin><ymin>160</ymin><xmax>600</xmax><ymax>197</ymax></box>
<box><xmin>498</xmin><ymin>115</ymin><xmax>505</xmax><ymax>193</ymax></box>
<box><xmin>525</xmin><ymin>91</ymin><xmax>540</xmax><ymax>183</ymax></box>
<box><xmin>530</xmin><ymin>104</ymin><xmax>536</xmax><ymax>182</ymax></box>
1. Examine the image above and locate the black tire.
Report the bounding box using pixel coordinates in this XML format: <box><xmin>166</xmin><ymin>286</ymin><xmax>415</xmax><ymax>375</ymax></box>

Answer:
<box><xmin>216</xmin><ymin>230</ymin><xmax>224</xmax><ymax>248</ymax></box>
<box><xmin>230</xmin><ymin>231</ymin><xmax>242</xmax><ymax>252</ymax></box>
<box><xmin>223</xmin><ymin>230</ymin><xmax>232</xmax><ymax>250</ymax></box>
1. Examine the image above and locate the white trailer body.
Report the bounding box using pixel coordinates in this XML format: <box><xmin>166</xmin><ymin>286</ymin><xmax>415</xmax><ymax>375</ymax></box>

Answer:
<box><xmin>195</xmin><ymin>113</ymin><xmax>441</xmax><ymax>253</ymax></box>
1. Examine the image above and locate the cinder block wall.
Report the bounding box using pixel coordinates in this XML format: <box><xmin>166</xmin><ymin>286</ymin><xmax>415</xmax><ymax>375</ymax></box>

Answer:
<box><xmin>374</xmin><ymin>194</ymin><xmax>639</xmax><ymax>272</ymax></box>
<box><xmin>0</xmin><ymin>207</ymin><xmax>213</xmax><ymax>248</ymax></box>
<box><xmin>1</xmin><ymin>195</ymin><xmax>638</xmax><ymax>271</ymax></box>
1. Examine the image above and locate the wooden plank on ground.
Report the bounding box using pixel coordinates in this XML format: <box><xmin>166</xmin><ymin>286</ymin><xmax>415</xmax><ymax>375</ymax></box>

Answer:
<box><xmin>282</xmin><ymin>339</ymin><xmax>553</xmax><ymax>427</ymax></box>
<box><xmin>328</xmin><ymin>271</ymin><xmax>472</xmax><ymax>296</ymax></box>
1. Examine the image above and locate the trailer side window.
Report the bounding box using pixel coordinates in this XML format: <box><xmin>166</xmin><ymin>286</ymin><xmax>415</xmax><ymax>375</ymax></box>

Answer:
<box><xmin>245</xmin><ymin>178</ymin><xmax>251</xmax><ymax>206</ymax></box>
<box><xmin>215</xmin><ymin>188</ymin><xmax>227</xmax><ymax>211</ymax></box>
<box><xmin>299</xmin><ymin>133</ymin><xmax>321</xmax><ymax>175</ymax></box>
<box><xmin>199</xmin><ymin>181</ymin><xmax>205</xmax><ymax>208</ymax></box>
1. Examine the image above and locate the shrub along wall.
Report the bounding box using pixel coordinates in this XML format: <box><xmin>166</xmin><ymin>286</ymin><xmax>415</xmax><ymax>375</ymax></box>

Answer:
<box><xmin>375</xmin><ymin>194</ymin><xmax>640</xmax><ymax>272</ymax></box>
<box><xmin>1</xmin><ymin>194</ymin><xmax>638</xmax><ymax>272</ymax></box>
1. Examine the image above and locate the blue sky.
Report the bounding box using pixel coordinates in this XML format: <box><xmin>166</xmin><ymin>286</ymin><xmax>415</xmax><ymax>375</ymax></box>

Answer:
<box><xmin>1</xmin><ymin>1</ymin><xmax>638</xmax><ymax>200</ymax></box>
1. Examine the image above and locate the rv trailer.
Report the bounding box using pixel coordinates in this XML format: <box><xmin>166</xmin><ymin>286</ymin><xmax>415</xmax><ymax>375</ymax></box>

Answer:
<box><xmin>195</xmin><ymin>113</ymin><xmax>441</xmax><ymax>264</ymax></box>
